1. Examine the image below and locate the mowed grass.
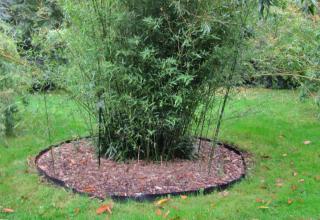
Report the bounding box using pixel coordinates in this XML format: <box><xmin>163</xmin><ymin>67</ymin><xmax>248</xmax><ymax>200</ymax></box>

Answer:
<box><xmin>0</xmin><ymin>88</ymin><xmax>319</xmax><ymax>220</ymax></box>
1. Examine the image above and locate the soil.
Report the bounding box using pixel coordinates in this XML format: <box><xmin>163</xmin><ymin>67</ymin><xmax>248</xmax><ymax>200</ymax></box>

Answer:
<box><xmin>36</xmin><ymin>139</ymin><xmax>246</xmax><ymax>199</ymax></box>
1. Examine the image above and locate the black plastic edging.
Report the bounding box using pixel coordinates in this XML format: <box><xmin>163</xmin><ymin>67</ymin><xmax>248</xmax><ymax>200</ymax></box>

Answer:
<box><xmin>34</xmin><ymin>137</ymin><xmax>247</xmax><ymax>202</ymax></box>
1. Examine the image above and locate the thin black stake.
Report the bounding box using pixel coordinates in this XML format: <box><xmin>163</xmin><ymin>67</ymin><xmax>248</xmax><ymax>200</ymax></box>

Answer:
<box><xmin>97</xmin><ymin>97</ymin><xmax>103</xmax><ymax>167</ymax></box>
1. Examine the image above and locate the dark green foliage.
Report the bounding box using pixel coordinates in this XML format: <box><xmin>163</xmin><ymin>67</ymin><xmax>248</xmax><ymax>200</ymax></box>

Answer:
<box><xmin>2</xmin><ymin>0</ymin><xmax>65</xmax><ymax>91</ymax></box>
<box><xmin>62</xmin><ymin>0</ymin><xmax>250</xmax><ymax>161</ymax></box>
<box><xmin>0</xmin><ymin>24</ymin><xmax>21</xmax><ymax>136</ymax></box>
<box><xmin>8</xmin><ymin>0</ymin><xmax>63</xmax><ymax>52</ymax></box>
<box><xmin>246</xmin><ymin>2</ymin><xmax>320</xmax><ymax>91</ymax></box>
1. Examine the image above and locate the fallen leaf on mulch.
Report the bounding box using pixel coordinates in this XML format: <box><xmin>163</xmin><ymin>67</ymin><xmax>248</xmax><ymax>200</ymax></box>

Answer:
<box><xmin>303</xmin><ymin>140</ymin><xmax>311</xmax><ymax>145</ymax></box>
<box><xmin>291</xmin><ymin>185</ymin><xmax>298</xmax><ymax>191</ymax></box>
<box><xmin>83</xmin><ymin>186</ymin><xmax>95</xmax><ymax>193</ymax></box>
<box><xmin>2</xmin><ymin>208</ymin><xmax>14</xmax><ymax>213</ymax></box>
<box><xmin>180</xmin><ymin>195</ymin><xmax>187</xmax><ymax>200</ymax></box>
<box><xmin>155</xmin><ymin>209</ymin><xmax>162</xmax><ymax>216</ymax></box>
<box><xmin>287</xmin><ymin>199</ymin><xmax>293</xmax><ymax>205</ymax></box>
<box><xmin>155</xmin><ymin>198</ymin><xmax>170</xmax><ymax>206</ymax></box>
<box><xmin>96</xmin><ymin>203</ymin><xmax>113</xmax><ymax>215</ymax></box>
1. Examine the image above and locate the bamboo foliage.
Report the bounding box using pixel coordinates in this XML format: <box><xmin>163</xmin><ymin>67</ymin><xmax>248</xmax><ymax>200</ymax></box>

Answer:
<box><xmin>60</xmin><ymin>0</ymin><xmax>254</xmax><ymax>162</ymax></box>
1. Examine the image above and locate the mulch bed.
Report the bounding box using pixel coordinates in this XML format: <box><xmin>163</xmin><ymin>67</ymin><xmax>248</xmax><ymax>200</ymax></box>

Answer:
<box><xmin>35</xmin><ymin>138</ymin><xmax>246</xmax><ymax>200</ymax></box>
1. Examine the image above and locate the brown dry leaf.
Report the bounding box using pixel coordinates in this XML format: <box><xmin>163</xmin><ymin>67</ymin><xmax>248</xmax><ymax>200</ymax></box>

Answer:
<box><xmin>257</xmin><ymin>206</ymin><xmax>269</xmax><ymax>209</ymax></box>
<box><xmin>292</xmin><ymin>171</ymin><xmax>298</xmax><ymax>177</ymax></box>
<box><xmin>303</xmin><ymin>140</ymin><xmax>311</xmax><ymax>145</ymax></box>
<box><xmin>96</xmin><ymin>203</ymin><xmax>113</xmax><ymax>215</ymax></box>
<box><xmin>74</xmin><ymin>208</ymin><xmax>80</xmax><ymax>215</ymax></box>
<box><xmin>163</xmin><ymin>210</ymin><xmax>170</xmax><ymax>218</ymax></box>
<box><xmin>287</xmin><ymin>199</ymin><xmax>293</xmax><ymax>205</ymax></box>
<box><xmin>291</xmin><ymin>185</ymin><xmax>298</xmax><ymax>191</ymax></box>
<box><xmin>83</xmin><ymin>186</ymin><xmax>95</xmax><ymax>193</ymax></box>
<box><xmin>2</xmin><ymin>208</ymin><xmax>14</xmax><ymax>213</ymax></box>
<box><xmin>219</xmin><ymin>191</ymin><xmax>229</xmax><ymax>197</ymax></box>
<box><xmin>275</xmin><ymin>183</ymin><xmax>283</xmax><ymax>187</ymax></box>
<box><xmin>180</xmin><ymin>195</ymin><xmax>187</xmax><ymax>200</ymax></box>
<box><xmin>314</xmin><ymin>176</ymin><xmax>320</xmax><ymax>181</ymax></box>
<box><xmin>298</xmin><ymin>179</ymin><xmax>305</xmax><ymax>183</ymax></box>
<box><xmin>155</xmin><ymin>209</ymin><xmax>162</xmax><ymax>216</ymax></box>
<box><xmin>155</xmin><ymin>198</ymin><xmax>170</xmax><ymax>206</ymax></box>
<box><xmin>255</xmin><ymin>198</ymin><xmax>264</xmax><ymax>203</ymax></box>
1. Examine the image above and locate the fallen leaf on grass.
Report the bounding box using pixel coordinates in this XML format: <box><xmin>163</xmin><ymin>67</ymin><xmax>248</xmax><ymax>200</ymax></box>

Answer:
<box><xmin>163</xmin><ymin>210</ymin><xmax>170</xmax><ymax>218</ymax></box>
<box><xmin>292</xmin><ymin>171</ymin><xmax>298</xmax><ymax>177</ymax></box>
<box><xmin>255</xmin><ymin>198</ymin><xmax>264</xmax><ymax>203</ymax></box>
<box><xmin>257</xmin><ymin>206</ymin><xmax>269</xmax><ymax>209</ymax></box>
<box><xmin>275</xmin><ymin>179</ymin><xmax>284</xmax><ymax>187</ymax></box>
<box><xmin>219</xmin><ymin>191</ymin><xmax>229</xmax><ymax>197</ymax></box>
<box><xmin>180</xmin><ymin>195</ymin><xmax>187</xmax><ymax>200</ymax></box>
<box><xmin>74</xmin><ymin>208</ymin><xmax>80</xmax><ymax>215</ymax></box>
<box><xmin>291</xmin><ymin>185</ymin><xmax>298</xmax><ymax>191</ymax></box>
<box><xmin>155</xmin><ymin>209</ymin><xmax>162</xmax><ymax>216</ymax></box>
<box><xmin>155</xmin><ymin>198</ymin><xmax>170</xmax><ymax>206</ymax></box>
<box><xmin>282</xmin><ymin>153</ymin><xmax>287</xmax><ymax>157</ymax></box>
<box><xmin>303</xmin><ymin>140</ymin><xmax>311</xmax><ymax>145</ymax></box>
<box><xmin>298</xmin><ymin>179</ymin><xmax>305</xmax><ymax>183</ymax></box>
<box><xmin>287</xmin><ymin>199</ymin><xmax>293</xmax><ymax>205</ymax></box>
<box><xmin>96</xmin><ymin>203</ymin><xmax>113</xmax><ymax>215</ymax></box>
<box><xmin>2</xmin><ymin>208</ymin><xmax>14</xmax><ymax>213</ymax></box>
<box><xmin>314</xmin><ymin>176</ymin><xmax>320</xmax><ymax>181</ymax></box>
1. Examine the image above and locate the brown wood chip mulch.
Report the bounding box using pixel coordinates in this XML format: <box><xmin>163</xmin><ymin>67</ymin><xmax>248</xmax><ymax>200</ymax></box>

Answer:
<box><xmin>36</xmin><ymin>139</ymin><xmax>246</xmax><ymax>199</ymax></box>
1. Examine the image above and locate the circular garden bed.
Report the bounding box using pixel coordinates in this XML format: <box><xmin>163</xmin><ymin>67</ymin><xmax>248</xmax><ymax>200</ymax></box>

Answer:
<box><xmin>35</xmin><ymin>138</ymin><xmax>246</xmax><ymax>201</ymax></box>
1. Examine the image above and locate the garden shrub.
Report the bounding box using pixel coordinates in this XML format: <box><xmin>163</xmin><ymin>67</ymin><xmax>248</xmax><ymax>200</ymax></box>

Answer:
<box><xmin>0</xmin><ymin>22</ymin><xmax>23</xmax><ymax>136</ymax></box>
<box><xmin>246</xmin><ymin>3</ymin><xmax>320</xmax><ymax>91</ymax></box>
<box><xmin>61</xmin><ymin>0</ymin><xmax>252</xmax><ymax>161</ymax></box>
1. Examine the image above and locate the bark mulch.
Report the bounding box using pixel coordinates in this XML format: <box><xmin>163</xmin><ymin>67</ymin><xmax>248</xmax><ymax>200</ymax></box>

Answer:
<box><xmin>36</xmin><ymin>139</ymin><xmax>246</xmax><ymax>199</ymax></box>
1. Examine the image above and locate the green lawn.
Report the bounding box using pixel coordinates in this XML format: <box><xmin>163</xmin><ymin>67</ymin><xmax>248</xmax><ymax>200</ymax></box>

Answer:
<box><xmin>0</xmin><ymin>88</ymin><xmax>319</xmax><ymax>219</ymax></box>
